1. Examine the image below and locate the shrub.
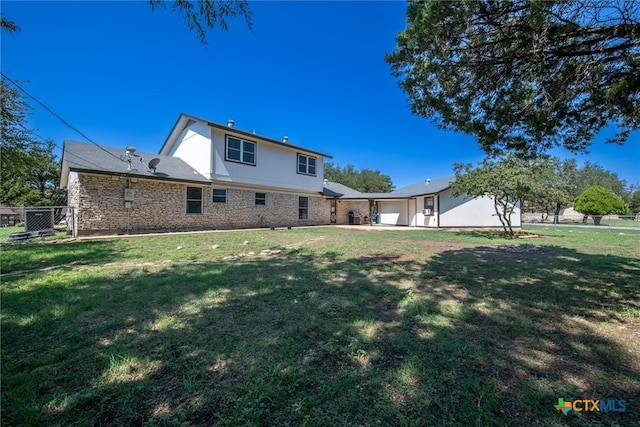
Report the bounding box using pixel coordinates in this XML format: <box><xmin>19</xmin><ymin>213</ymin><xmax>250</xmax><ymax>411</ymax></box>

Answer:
<box><xmin>574</xmin><ymin>185</ymin><xmax>629</xmax><ymax>224</ymax></box>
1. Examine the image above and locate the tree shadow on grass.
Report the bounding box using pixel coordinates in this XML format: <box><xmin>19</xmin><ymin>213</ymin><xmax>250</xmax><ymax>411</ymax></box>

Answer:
<box><xmin>0</xmin><ymin>239</ymin><xmax>123</xmax><ymax>275</ymax></box>
<box><xmin>421</xmin><ymin>245</ymin><xmax>640</xmax><ymax>424</ymax></box>
<box><xmin>1</xmin><ymin>244</ymin><xmax>639</xmax><ymax>426</ymax></box>
<box><xmin>450</xmin><ymin>229</ymin><xmax>515</xmax><ymax>240</ymax></box>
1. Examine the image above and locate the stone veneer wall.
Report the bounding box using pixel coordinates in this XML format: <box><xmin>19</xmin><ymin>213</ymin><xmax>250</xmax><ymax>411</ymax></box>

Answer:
<box><xmin>75</xmin><ymin>173</ymin><xmax>341</xmax><ymax>235</ymax></box>
<box><xmin>335</xmin><ymin>200</ymin><xmax>371</xmax><ymax>224</ymax></box>
<box><xmin>210</xmin><ymin>188</ymin><xmax>330</xmax><ymax>228</ymax></box>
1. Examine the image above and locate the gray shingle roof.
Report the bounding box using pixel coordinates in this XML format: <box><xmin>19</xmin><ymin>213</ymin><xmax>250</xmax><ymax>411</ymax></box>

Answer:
<box><xmin>322</xmin><ymin>181</ymin><xmax>365</xmax><ymax>198</ymax></box>
<box><xmin>61</xmin><ymin>140</ymin><xmax>210</xmax><ymax>184</ymax></box>
<box><xmin>322</xmin><ymin>176</ymin><xmax>455</xmax><ymax>200</ymax></box>
<box><xmin>386</xmin><ymin>176</ymin><xmax>454</xmax><ymax>198</ymax></box>
<box><xmin>0</xmin><ymin>207</ymin><xmax>18</xmax><ymax>215</ymax></box>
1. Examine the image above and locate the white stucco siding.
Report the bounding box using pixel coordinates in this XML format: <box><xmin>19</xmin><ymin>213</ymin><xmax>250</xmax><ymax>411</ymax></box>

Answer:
<box><xmin>414</xmin><ymin>195</ymin><xmax>439</xmax><ymax>227</ymax></box>
<box><xmin>67</xmin><ymin>171</ymin><xmax>79</xmax><ymax>188</ymax></box>
<box><xmin>170</xmin><ymin>122</ymin><xmax>213</xmax><ymax>178</ymax></box>
<box><xmin>210</xmin><ymin>128</ymin><xmax>324</xmax><ymax>192</ymax></box>
<box><xmin>438</xmin><ymin>189</ymin><xmax>520</xmax><ymax>227</ymax></box>
<box><xmin>378</xmin><ymin>200</ymin><xmax>409</xmax><ymax>225</ymax></box>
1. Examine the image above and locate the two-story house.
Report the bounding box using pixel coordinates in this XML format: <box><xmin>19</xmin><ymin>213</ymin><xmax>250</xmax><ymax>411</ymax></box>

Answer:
<box><xmin>60</xmin><ymin>113</ymin><xmax>518</xmax><ymax>236</ymax></box>
<box><xmin>61</xmin><ymin>113</ymin><xmax>369</xmax><ymax>236</ymax></box>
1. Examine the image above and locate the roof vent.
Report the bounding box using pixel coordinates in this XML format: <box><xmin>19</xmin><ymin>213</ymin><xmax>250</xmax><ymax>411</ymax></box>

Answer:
<box><xmin>282</xmin><ymin>136</ymin><xmax>289</xmax><ymax>143</ymax></box>
<box><xmin>227</xmin><ymin>119</ymin><xmax>234</xmax><ymax>128</ymax></box>
<box><xmin>425</xmin><ymin>178</ymin><xmax>431</xmax><ymax>184</ymax></box>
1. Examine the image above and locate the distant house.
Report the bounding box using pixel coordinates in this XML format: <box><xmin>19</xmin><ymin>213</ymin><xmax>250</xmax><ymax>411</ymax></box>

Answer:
<box><xmin>59</xmin><ymin>113</ymin><xmax>517</xmax><ymax>236</ymax></box>
<box><xmin>0</xmin><ymin>207</ymin><xmax>19</xmax><ymax>227</ymax></box>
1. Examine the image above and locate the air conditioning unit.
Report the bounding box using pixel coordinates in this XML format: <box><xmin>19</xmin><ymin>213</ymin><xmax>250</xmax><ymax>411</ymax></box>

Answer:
<box><xmin>422</xmin><ymin>208</ymin><xmax>432</xmax><ymax>215</ymax></box>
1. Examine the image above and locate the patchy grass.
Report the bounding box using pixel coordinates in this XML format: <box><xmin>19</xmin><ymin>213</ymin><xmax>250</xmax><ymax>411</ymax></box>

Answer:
<box><xmin>557</xmin><ymin>217</ymin><xmax>640</xmax><ymax>228</ymax></box>
<box><xmin>1</xmin><ymin>226</ymin><xmax>639</xmax><ymax>426</ymax></box>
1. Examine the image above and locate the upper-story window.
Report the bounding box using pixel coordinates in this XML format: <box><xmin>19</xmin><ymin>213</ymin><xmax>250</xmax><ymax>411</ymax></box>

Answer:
<box><xmin>226</xmin><ymin>136</ymin><xmax>256</xmax><ymax>165</ymax></box>
<box><xmin>298</xmin><ymin>154</ymin><xmax>316</xmax><ymax>176</ymax></box>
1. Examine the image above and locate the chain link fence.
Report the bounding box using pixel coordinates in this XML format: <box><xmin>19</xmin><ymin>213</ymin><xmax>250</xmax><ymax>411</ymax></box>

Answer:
<box><xmin>1</xmin><ymin>206</ymin><xmax>74</xmax><ymax>238</ymax></box>
<box><xmin>523</xmin><ymin>211</ymin><xmax>639</xmax><ymax>225</ymax></box>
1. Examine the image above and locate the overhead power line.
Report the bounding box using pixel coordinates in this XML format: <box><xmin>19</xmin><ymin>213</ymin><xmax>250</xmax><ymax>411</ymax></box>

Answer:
<box><xmin>16</xmin><ymin>123</ymin><xmax>108</xmax><ymax>172</ymax></box>
<box><xmin>1</xmin><ymin>71</ymin><xmax>121</xmax><ymax>161</ymax></box>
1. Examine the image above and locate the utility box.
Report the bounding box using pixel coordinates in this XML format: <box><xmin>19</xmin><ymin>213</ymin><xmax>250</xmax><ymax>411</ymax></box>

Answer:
<box><xmin>124</xmin><ymin>188</ymin><xmax>135</xmax><ymax>201</ymax></box>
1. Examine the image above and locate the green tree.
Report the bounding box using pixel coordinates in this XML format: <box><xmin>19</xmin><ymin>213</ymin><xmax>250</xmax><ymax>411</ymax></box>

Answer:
<box><xmin>573</xmin><ymin>185</ymin><xmax>630</xmax><ymax>224</ymax></box>
<box><xmin>0</xmin><ymin>78</ymin><xmax>64</xmax><ymax>207</ymax></box>
<box><xmin>5</xmin><ymin>3</ymin><xmax>251</xmax><ymax>46</ymax></box>
<box><xmin>1</xmin><ymin>16</ymin><xmax>19</xmax><ymax>32</ymax></box>
<box><xmin>451</xmin><ymin>155</ymin><xmax>546</xmax><ymax>237</ymax></box>
<box><xmin>571</xmin><ymin>162</ymin><xmax>629</xmax><ymax>222</ymax></box>
<box><xmin>386</xmin><ymin>1</ymin><xmax>640</xmax><ymax>157</ymax></box>
<box><xmin>324</xmin><ymin>162</ymin><xmax>394</xmax><ymax>193</ymax></box>
<box><xmin>528</xmin><ymin>158</ymin><xmax>576</xmax><ymax>223</ymax></box>
<box><xmin>574</xmin><ymin>161</ymin><xmax>627</xmax><ymax>199</ymax></box>
<box><xmin>627</xmin><ymin>184</ymin><xmax>640</xmax><ymax>214</ymax></box>
<box><xmin>148</xmin><ymin>0</ymin><xmax>252</xmax><ymax>45</ymax></box>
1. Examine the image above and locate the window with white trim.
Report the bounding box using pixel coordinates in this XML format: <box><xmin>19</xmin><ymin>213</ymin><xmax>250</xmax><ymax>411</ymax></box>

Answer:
<box><xmin>186</xmin><ymin>187</ymin><xmax>203</xmax><ymax>214</ymax></box>
<box><xmin>212</xmin><ymin>188</ymin><xmax>227</xmax><ymax>204</ymax></box>
<box><xmin>424</xmin><ymin>196</ymin><xmax>434</xmax><ymax>210</ymax></box>
<box><xmin>298</xmin><ymin>196</ymin><xmax>309</xmax><ymax>220</ymax></box>
<box><xmin>297</xmin><ymin>154</ymin><xmax>316</xmax><ymax>176</ymax></box>
<box><xmin>255</xmin><ymin>192</ymin><xmax>266</xmax><ymax>206</ymax></box>
<box><xmin>226</xmin><ymin>136</ymin><xmax>256</xmax><ymax>165</ymax></box>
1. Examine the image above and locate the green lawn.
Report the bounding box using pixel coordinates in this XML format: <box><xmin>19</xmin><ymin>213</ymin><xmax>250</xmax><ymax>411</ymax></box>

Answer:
<box><xmin>556</xmin><ymin>218</ymin><xmax>640</xmax><ymax>228</ymax></box>
<box><xmin>2</xmin><ymin>226</ymin><xmax>639</xmax><ymax>426</ymax></box>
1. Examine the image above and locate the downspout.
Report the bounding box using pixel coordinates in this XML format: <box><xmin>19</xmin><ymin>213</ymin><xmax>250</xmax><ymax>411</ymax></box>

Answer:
<box><xmin>436</xmin><ymin>193</ymin><xmax>440</xmax><ymax>228</ymax></box>
<box><xmin>126</xmin><ymin>177</ymin><xmax>132</xmax><ymax>234</ymax></box>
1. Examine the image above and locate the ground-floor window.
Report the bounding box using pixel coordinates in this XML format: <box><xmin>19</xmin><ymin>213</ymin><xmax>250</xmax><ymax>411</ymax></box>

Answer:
<box><xmin>298</xmin><ymin>196</ymin><xmax>309</xmax><ymax>219</ymax></box>
<box><xmin>424</xmin><ymin>196</ymin><xmax>434</xmax><ymax>210</ymax></box>
<box><xmin>255</xmin><ymin>192</ymin><xmax>266</xmax><ymax>206</ymax></box>
<box><xmin>212</xmin><ymin>188</ymin><xmax>227</xmax><ymax>204</ymax></box>
<box><xmin>186</xmin><ymin>186</ymin><xmax>203</xmax><ymax>214</ymax></box>
<box><xmin>422</xmin><ymin>196</ymin><xmax>435</xmax><ymax>216</ymax></box>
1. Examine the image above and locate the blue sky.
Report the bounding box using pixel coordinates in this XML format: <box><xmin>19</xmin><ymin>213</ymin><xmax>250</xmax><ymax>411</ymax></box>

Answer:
<box><xmin>2</xmin><ymin>0</ymin><xmax>639</xmax><ymax>189</ymax></box>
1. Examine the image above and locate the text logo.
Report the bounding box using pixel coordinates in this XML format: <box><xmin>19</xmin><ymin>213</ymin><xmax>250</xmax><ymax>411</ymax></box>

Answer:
<box><xmin>555</xmin><ymin>398</ymin><xmax>626</xmax><ymax>415</ymax></box>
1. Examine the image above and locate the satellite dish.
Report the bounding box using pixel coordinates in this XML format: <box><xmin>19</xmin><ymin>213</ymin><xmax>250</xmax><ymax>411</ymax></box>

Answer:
<box><xmin>126</xmin><ymin>146</ymin><xmax>136</xmax><ymax>154</ymax></box>
<box><xmin>148</xmin><ymin>158</ymin><xmax>160</xmax><ymax>173</ymax></box>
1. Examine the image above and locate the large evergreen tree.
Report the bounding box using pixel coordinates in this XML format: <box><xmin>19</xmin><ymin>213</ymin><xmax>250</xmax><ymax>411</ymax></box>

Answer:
<box><xmin>148</xmin><ymin>0</ymin><xmax>252</xmax><ymax>45</ymax></box>
<box><xmin>386</xmin><ymin>0</ymin><xmax>640</xmax><ymax>157</ymax></box>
